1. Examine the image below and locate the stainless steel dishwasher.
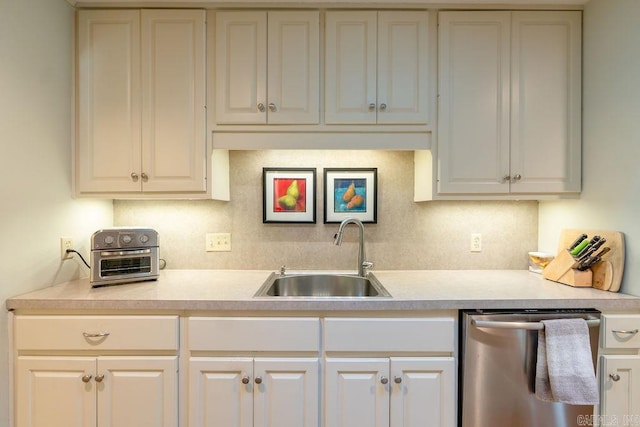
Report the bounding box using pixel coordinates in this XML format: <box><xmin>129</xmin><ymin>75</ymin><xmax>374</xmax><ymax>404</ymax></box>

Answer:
<box><xmin>460</xmin><ymin>309</ymin><xmax>601</xmax><ymax>427</ymax></box>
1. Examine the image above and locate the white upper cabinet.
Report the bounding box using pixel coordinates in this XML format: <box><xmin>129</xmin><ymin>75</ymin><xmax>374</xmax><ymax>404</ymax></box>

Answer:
<box><xmin>76</xmin><ymin>9</ymin><xmax>206</xmax><ymax>196</ymax></box>
<box><xmin>437</xmin><ymin>11</ymin><xmax>581</xmax><ymax>196</ymax></box>
<box><xmin>215</xmin><ymin>11</ymin><xmax>319</xmax><ymax>125</ymax></box>
<box><xmin>325</xmin><ymin>11</ymin><xmax>430</xmax><ymax>125</ymax></box>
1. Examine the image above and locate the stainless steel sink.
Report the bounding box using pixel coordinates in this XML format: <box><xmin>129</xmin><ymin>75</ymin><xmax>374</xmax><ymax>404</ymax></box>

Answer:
<box><xmin>254</xmin><ymin>272</ymin><xmax>391</xmax><ymax>298</ymax></box>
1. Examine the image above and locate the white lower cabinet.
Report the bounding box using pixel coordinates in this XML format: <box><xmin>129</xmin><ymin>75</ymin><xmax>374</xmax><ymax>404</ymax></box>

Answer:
<box><xmin>325</xmin><ymin>357</ymin><xmax>454</xmax><ymax>427</ymax></box>
<box><xmin>189</xmin><ymin>357</ymin><xmax>319</xmax><ymax>427</ymax></box>
<box><xmin>598</xmin><ymin>314</ymin><xmax>640</xmax><ymax>424</ymax></box>
<box><xmin>13</xmin><ymin>315</ymin><xmax>180</xmax><ymax>427</ymax></box>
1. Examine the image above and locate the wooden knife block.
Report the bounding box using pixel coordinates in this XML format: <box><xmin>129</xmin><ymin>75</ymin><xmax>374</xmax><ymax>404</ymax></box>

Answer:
<box><xmin>542</xmin><ymin>249</ymin><xmax>593</xmax><ymax>287</ymax></box>
<box><xmin>542</xmin><ymin>229</ymin><xmax>624</xmax><ymax>291</ymax></box>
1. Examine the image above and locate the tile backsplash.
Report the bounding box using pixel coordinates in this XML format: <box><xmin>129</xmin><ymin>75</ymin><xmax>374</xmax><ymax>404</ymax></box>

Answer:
<box><xmin>114</xmin><ymin>150</ymin><xmax>537</xmax><ymax>271</ymax></box>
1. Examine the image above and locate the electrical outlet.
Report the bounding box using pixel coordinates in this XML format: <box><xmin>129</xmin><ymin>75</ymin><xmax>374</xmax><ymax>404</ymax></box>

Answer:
<box><xmin>470</xmin><ymin>233</ymin><xmax>482</xmax><ymax>252</ymax></box>
<box><xmin>206</xmin><ymin>233</ymin><xmax>231</xmax><ymax>252</ymax></box>
<box><xmin>61</xmin><ymin>237</ymin><xmax>74</xmax><ymax>260</ymax></box>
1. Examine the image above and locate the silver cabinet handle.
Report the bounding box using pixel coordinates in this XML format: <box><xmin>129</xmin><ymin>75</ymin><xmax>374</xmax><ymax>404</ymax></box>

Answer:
<box><xmin>257</xmin><ymin>103</ymin><xmax>266</xmax><ymax>112</ymax></box>
<box><xmin>131</xmin><ymin>172</ymin><xmax>139</xmax><ymax>182</ymax></box>
<box><xmin>380</xmin><ymin>376</ymin><xmax>389</xmax><ymax>385</ymax></box>
<box><xmin>394</xmin><ymin>376</ymin><xmax>402</xmax><ymax>384</ymax></box>
<box><xmin>241</xmin><ymin>376</ymin><xmax>250</xmax><ymax>385</ymax></box>
<box><xmin>512</xmin><ymin>174</ymin><xmax>522</xmax><ymax>182</ymax></box>
<box><xmin>141</xmin><ymin>172</ymin><xmax>148</xmax><ymax>182</ymax></box>
<box><xmin>612</xmin><ymin>329</ymin><xmax>639</xmax><ymax>335</ymax></box>
<box><xmin>268</xmin><ymin>103</ymin><xmax>276</xmax><ymax>112</ymax></box>
<box><xmin>502</xmin><ymin>175</ymin><xmax>511</xmax><ymax>183</ymax></box>
<box><xmin>610</xmin><ymin>373</ymin><xmax>621</xmax><ymax>382</ymax></box>
<box><xmin>368</xmin><ymin>103</ymin><xmax>376</xmax><ymax>111</ymax></box>
<box><xmin>379</xmin><ymin>103</ymin><xmax>387</xmax><ymax>111</ymax></box>
<box><xmin>83</xmin><ymin>332</ymin><xmax>110</xmax><ymax>338</ymax></box>
<box><xmin>254</xmin><ymin>376</ymin><xmax>263</xmax><ymax>384</ymax></box>
<box><xmin>95</xmin><ymin>374</ymin><xmax>104</xmax><ymax>383</ymax></box>
<box><xmin>82</xmin><ymin>375</ymin><xmax>92</xmax><ymax>383</ymax></box>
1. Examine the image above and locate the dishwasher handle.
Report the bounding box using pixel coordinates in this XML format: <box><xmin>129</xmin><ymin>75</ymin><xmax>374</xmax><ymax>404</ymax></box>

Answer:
<box><xmin>471</xmin><ymin>317</ymin><xmax>601</xmax><ymax>330</ymax></box>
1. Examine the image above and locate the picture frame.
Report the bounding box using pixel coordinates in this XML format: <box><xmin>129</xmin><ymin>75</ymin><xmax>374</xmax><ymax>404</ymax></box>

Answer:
<box><xmin>324</xmin><ymin>168</ymin><xmax>377</xmax><ymax>223</ymax></box>
<box><xmin>263</xmin><ymin>168</ymin><xmax>317</xmax><ymax>223</ymax></box>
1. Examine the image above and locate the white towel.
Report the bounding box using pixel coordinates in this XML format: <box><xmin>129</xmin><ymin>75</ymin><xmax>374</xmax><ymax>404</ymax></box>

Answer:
<box><xmin>535</xmin><ymin>318</ymin><xmax>599</xmax><ymax>405</ymax></box>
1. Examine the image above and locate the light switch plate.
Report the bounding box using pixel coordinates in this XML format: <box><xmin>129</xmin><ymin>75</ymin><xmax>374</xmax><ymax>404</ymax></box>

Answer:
<box><xmin>206</xmin><ymin>233</ymin><xmax>231</xmax><ymax>252</ymax></box>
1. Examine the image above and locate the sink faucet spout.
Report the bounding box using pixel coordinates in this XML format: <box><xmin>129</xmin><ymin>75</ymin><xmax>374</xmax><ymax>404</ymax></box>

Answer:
<box><xmin>333</xmin><ymin>217</ymin><xmax>372</xmax><ymax>277</ymax></box>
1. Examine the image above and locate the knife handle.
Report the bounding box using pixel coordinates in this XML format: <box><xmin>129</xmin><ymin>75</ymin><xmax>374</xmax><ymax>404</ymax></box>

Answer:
<box><xmin>568</xmin><ymin>233</ymin><xmax>588</xmax><ymax>251</ymax></box>
<box><xmin>570</xmin><ymin>239</ymin><xmax>590</xmax><ymax>256</ymax></box>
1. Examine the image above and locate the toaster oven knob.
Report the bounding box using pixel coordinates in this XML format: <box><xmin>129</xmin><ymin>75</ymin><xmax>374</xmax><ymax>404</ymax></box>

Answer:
<box><xmin>104</xmin><ymin>236</ymin><xmax>115</xmax><ymax>246</ymax></box>
<box><xmin>121</xmin><ymin>235</ymin><xmax>132</xmax><ymax>244</ymax></box>
<box><xmin>140</xmin><ymin>234</ymin><xmax>149</xmax><ymax>244</ymax></box>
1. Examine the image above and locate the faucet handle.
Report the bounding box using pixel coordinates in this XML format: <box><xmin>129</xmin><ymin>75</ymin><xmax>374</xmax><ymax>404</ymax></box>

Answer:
<box><xmin>362</xmin><ymin>261</ymin><xmax>374</xmax><ymax>273</ymax></box>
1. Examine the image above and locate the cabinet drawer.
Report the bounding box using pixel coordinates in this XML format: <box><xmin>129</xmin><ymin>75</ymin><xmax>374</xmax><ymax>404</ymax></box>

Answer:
<box><xmin>14</xmin><ymin>315</ymin><xmax>178</xmax><ymax>351</ymax></box>
<box><xmin>324</xmin><ymin>317</ymin><xmax>455</xmax><ymax>353</ymax></box>
<box><xmin>602</xmin><ymin>314</ymin><xmax>640</xmax><ymax>349</ymax></box>
<box><xmin>189</xmin><ymin>317</ymin><xmax>320</xmax><ymax>352</ymax></box>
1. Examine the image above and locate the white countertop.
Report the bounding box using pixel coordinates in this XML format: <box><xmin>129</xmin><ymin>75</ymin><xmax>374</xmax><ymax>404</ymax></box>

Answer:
<box><xmin>6</xmin><ymin>269</ymin><xmax>640</xmax><ymax>312</ymax></box>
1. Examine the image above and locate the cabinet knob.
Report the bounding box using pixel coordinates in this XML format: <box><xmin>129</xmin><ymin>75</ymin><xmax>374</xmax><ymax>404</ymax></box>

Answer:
<box><xmin>257</xmin><ymin>103</ymin><xmax>266</xmax><ymax>113</ymax></box>
<box><xmin>380</xmin><ymin>376</ymin><xmax>389</xmax><ymax>385</ymax></box>
<box><xmin>379</xmin><ymin>103</ymin><xmax>387</xmax><ymax>111</ymax></box>
<box><xmin>141</xmin><ymin>172</ymin><xmax>148</xmax><ymax>182</ymax></box>
<box><xmin>254</xmin><ymin>376</ymin><xmax>263</xmax><ymax>384</ymax></box>
<box><xmin>241</xmin><ymin>376</ymin><xmax>250</xmax><ymax>385</ymax></box>
<box><xmin>95</xmin><ymin>374</ymin><xmax>104</xmax><ymax>383</ymax></box>
<box><xmin>81</xmin><ymin>375</ymin><xmax>92</xmax><ymax>383</ymax></box>
<box><xmin>369</xmin><ymin>103</ymin><xmax>376</xmax><ymax>111</ymax></box>
<box><xmin>394</xmin><ymin>376</ymin><xmax>402</xmax><ymax>384</ymax></box>
<box><xmin>501</xmin><ymin>175</ymin><xmax>511</xmax><ymax>183</ymax></box>
<box><xmin>512</xmin><ymin>174</ymin><xmax>522</xmax><ymax>182</ymax></box>
<box><xmin>268</xmin><ymin>103</ymin><xmax>277</xmax><ymax>112</ymax></box>
<box><xmin>131</xmin><ymin>172</ymin><xmax>139</xmax><ymax>182</ymax></box>
<box><xmin>609</xmin><ymin>373</ymin><xmax>621</xmax><ymax>382</ymax></box>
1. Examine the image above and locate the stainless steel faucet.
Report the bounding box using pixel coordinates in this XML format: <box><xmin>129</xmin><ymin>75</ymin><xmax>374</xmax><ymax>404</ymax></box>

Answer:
<box><xmin>333</xmin><ymin>217</ymin><xmax>373</xmax><ymax>277</ymax></box>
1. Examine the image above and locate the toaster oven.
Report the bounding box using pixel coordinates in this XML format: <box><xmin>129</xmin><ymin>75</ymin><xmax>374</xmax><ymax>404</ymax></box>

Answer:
<box><xmin>90</xmin><ymin>228</ymin><xmax>159</xmax><ymax>287</ymax></box>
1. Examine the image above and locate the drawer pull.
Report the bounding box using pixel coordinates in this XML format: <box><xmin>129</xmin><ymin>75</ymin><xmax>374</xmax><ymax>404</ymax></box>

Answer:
<box><xmin>81</xmin><ymin>375</ymin><xmax>92</xmax><ymax>383</ymax></box>
<box><xmin>612</xmin><ymin>329</ymin><xmax>639</xmax><ymax>335</ymax></box>
<box><xmin>83</xmin><ymin>332</ymin><xmax>110</xmax><ymax>338</ymax></box>
<box><xmin>610</xmin><ymin>373</ymin><xmax>621</xmax><ymax>382</ymax></box>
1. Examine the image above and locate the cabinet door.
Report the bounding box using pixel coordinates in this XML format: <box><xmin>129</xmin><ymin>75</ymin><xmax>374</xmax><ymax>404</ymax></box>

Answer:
<box><xmin>16</xmin><ymin>356</ymin><xmax>96</xmax><ymax>427</ymax></box>
<box><xmin>267</xmin><ymin>11</ymin><xmax>319</xmax><ymax>124</ymax></box>
<box><xmin>600</xmin><ymin>355</ymin><xmax>640</xmax><ymax>422</ymax></box>
<box><xmin>325</xmin><ymin>11</ymin><xmax>378</xmax><ymax>124</ymax></box>
<box><xmin>390</xmin><ymin>358</ymin><xmax>455</xmax><ymax>427</ymax></box>
<box><xmin>437</xmin><ymin>12</ymin><xmax>511</xmax><ymax>194</ymax></box>
<box><xmin>215</xmin><ymin>11</ymin><xmax>267</xmax><ymax>124</ymax></box>
<box><xmin>97</xmin><ymin>356</ymin><xmax>178</xmax><ymax>427</ymax></box>
<box><xmin>377</xmin><ymin>12</ymin><xmax>429</xmax><ymax>125</ymax></box>
<box><xmin>254</xmin><ymin>358</ymin><xmax>319</xmax><ymax>427</ymax></box>
<box><xmin>77</xmin><ymin>10</ymin><xmax>142</xmax><ymax>193</ymax></box>
<box><xmin>325</xmin><ymin>358</ymin><xmax>389</xmax><ymax>427</ymax></box>
<box><xmin>141</xmin><ymin>10</ymin><xmax>206</xmax><ymax>193</ymax></box>
<box><xmin>189</xmin><ymin>358</ymin><xmax>253</xmax><ymax>427</ymax></box>
<box><xmin>510</xmin><ymin>11</ymin><xmax>581</xmax><ymax>194</ymax></box>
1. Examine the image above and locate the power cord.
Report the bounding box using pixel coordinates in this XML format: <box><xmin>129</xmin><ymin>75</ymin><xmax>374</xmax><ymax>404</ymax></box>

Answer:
<box><xmin>66</xmin><ymin>249</ymin><xmax>91</xmax><ymax>269</ymax></box>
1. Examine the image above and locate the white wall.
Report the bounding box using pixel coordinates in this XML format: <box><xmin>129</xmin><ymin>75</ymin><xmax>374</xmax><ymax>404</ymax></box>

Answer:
<box><xmin>539</xmin><ymin>0</ymin><xmax>640</xmax><ymax>296</ymax></box>
<box><xmin>0</xmin><ymin>0</ymin><xmax>113</xmax><ymax>423</ymax></box>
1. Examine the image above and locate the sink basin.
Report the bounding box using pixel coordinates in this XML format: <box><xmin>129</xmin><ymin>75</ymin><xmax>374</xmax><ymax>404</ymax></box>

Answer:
<box><xmin>254</xmin><ymin>272</ymin><xmax>391</xmax><ymax>298</ymax></box>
